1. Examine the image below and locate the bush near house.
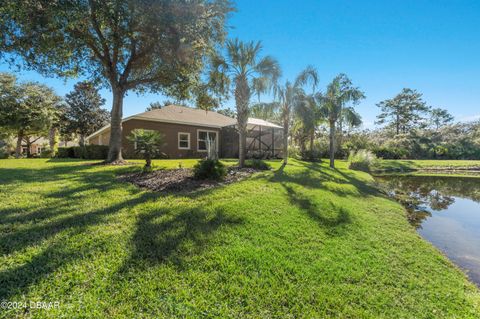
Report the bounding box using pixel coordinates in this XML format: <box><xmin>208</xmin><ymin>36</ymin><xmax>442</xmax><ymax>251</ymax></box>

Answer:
<box><xmin>57</xmin><ymin>145</ymin><xmax>109</xmax><ymax>159</ymax></box>
<box><xmin>40</xmin><ymin>149</ymin><xmax>55</xmax><ymax>158</ymax></box>
<box><xmin>244</xmin><ymin>159</ymin><xmax>271</xmax><ymax>170</ymax></box>
<box><xmin>193</xmin><ymin>159</ymin><xmax>227</xmax><ymax>180</ymax></box>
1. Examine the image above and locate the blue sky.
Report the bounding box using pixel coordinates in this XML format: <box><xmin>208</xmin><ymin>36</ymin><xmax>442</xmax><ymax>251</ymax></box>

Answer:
<box><xmin>1</xmin><ymin>0</ymin><xmax>479</xmax><ymax>128</ymax></box>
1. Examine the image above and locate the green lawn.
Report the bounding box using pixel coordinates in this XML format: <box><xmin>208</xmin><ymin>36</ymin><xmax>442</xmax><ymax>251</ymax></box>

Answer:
<box><xmin>0</xmin><ymin>158</ymin><xmax>479</xmax><ymax>318</ymax></box>
<box><xmin>374</xmin><ymin>159</ymin><xmax>480</xmax><ymax>173</ymax></box>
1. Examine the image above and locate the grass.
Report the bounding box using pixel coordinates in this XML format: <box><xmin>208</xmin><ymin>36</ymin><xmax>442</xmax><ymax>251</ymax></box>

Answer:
<box><xmin>0</xmin><ymin>158</ymin><xmax>479</xmax><ymax>318</ymax></box>
<box><xmin>374</xmin><ymin>159</ymin><xmax>480</xmax><ymax>173</ymax></box>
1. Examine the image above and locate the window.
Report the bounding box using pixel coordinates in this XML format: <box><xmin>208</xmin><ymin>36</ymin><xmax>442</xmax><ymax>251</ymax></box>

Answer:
<box><xmin>37</xmin><ymin>147</ymin><xmax>43</xmax><ymax>154</ymax></box>
<box><xmin>22</xmin><ymin>147</ymin><xmax>28</xmax><ymax>154</ymax></box>
<box><xmin>178</xmin><ymin>132</ymin><xmax>190</xmax><ymax>150</ymax></box>
<box><xmin>197</xmin><ymin>130</ymin><xmax>217</xmax><ymax>152</ymax></box>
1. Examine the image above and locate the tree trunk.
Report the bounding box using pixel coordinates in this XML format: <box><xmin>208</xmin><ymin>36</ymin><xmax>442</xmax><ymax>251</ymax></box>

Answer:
<box><xmin>396</xmin><ymin>113</ymin><xmax>400</xmax><ymax>135</ymax></box>
<box><xmin>145</xmin><ymin>153</ymin><xmax>151</xmax><ymax>168</ymax></box>
<box><xmin>283</xmin><ymin>110</ymin><xmax>289</xmax><ymax>165</ymax></box>
<box><xmin>235</xmin><ymin>76</ymin><xmax>250</xmax><ymax>168</ymax></box>
<box><xmin>107</xmin><ymin>88</ymin><xmax>125</xmax><ymax>163</ymax></box>
<box><xmin>300</xmin><ymin>136</ymin><xmax>306</xmax><ymax>155</ymax></box>
<box><xmin>329</xmin><ymin>120</ymin><xmax>336</xmax><ymax>168</ymax></box>
<box><xmin>238</xmin><ymin>127</ymin><xmax>247</xmax><ymax>167</ymax></box>
<box><xmin>309</xmin><ymin>130</ymin><xmax>314</xmax><ymax>152</ymax></box>
<box><xmin>79</xmin><ymin>134</ymin><xmax>85</xmax><ymax>147</ymax></box>
<box><xmin>15</xmin><ymin>130</ymin><xmax>23</xmax><ymax>159</ymax></box>
<box><xmin>25</xmin><ymin>137</ymin><xmax>31</xmax><ymax>158</ymax></box>
<box><xmin>49</xmin><ymin>127</ymin><xmax>58</xmax><ymax>154</ymax></box>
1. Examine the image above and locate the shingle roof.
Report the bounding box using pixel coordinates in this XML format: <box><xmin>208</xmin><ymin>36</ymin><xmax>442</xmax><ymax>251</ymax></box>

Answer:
<box><xmin>86</xmin><ymin>105</ymin><xmax>282</xmax><ymax>140</ymax></box>
<box><xmin>134</xmin><ymin>105</ymin><xmax>236</xmax><ymax>128</ymax></box>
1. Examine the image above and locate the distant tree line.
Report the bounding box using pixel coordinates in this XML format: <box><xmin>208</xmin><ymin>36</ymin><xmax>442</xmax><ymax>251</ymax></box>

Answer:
<box><xmin>0</xmin><ymin>73</ymin><xmax>110</xmax><ymax>158</ymax></box>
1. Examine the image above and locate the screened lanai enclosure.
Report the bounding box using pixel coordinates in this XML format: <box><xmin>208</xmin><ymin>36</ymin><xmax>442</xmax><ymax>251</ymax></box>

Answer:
<box><xmin>220</xmin><ymin>118</ymin><xmax>284</xmax><ymax>159</ymax></box>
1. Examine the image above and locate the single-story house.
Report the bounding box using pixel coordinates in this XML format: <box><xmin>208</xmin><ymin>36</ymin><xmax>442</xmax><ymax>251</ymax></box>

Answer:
<box><xmin>4</xmin><ymin>137</ymin><xmax>75</xmax><ymax>156</ymax></box>
<box><xmin>86</xmin><ymin>105</ymin><xmax>284</xmax><ymax>159</ymax></box>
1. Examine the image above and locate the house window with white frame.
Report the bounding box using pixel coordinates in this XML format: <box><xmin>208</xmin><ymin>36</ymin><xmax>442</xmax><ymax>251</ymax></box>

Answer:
<box><xmin>197</xmin><ymin>130</ymin><xmax>217</xmax><ymax>152</ymax></box>
<box><xmin>178</xmin><ymin>132</ymin><xmax>190</xmax><ymax>150</ymax></box>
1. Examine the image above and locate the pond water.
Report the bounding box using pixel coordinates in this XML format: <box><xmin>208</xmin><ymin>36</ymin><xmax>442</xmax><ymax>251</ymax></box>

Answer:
<box><xmin>375</xmin><ymin>175</ymin><xmax>480</xmax><ymax>287</ymax></box>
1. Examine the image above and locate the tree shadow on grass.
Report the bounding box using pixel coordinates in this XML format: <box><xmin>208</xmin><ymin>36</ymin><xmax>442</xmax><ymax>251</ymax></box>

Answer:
<box><xmin>0</xmin><ymin>191</ymin><xmax>156</xmax><ymax>301</ymax></box>
<box><xmin>265</xmin><ymin>162</ymin><xmax>375</xmax><ymax>198</ymax></box>
<box><xmin>0</xmin><ymin>161</ymin><xmax>244</xmax><ymax>301</ymax></box>
<box><xmin>118</xmin><ymin>206</ymin><xmax>244</xmax><ymax>273</ymax></box>
<box><xmin>282</xmin><ymin>183</ymin><xmax>351</xmax><ymax>236</ymax></box>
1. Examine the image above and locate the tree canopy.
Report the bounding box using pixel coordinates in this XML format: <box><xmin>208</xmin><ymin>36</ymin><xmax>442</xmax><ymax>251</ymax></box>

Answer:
<box><xmin>62</xmin><ymin>81</ymin><xmax>109</xmax><ymax>146</ymax></box>
<box><xmin>0</xmin><ymin>73</ymin><xmax>61</xmax><ymax>157</ymax></box>
<box><xmin>376</xmin><ymin>88</ymin><xmax>430</xmax><ymax>134</ymax></box>
<box><xmin>0</xmin><ymin>0</ymin><xmax>233</xmax><ymax>162</ymax></box>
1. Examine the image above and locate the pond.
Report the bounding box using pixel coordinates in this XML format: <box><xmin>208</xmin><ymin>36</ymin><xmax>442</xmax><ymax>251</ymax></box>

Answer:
<box><xmin>375</xmin><ymin>175</ymin><xmax>480</xmax><ymax>287</ymax></box>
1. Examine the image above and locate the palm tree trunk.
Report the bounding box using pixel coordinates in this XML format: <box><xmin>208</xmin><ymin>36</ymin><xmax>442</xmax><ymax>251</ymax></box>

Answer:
<box><xmin>283</xmin><ymin>110</ymin><xmax>289</xmax><ymax>165</ymax></box>
<box><xmin>329</xmin><ymin>120</ymin><xmax>336</xmax><ymax>168</ymax></box>
<box><xmin>145</xmin><ymin>153</ymin><xmax>152</xmax><ymax>168</ymax></box>
<box><xmin>15</xmin><ymin>130</ymin><xmax>23</xmax><ymax>159</ymax></box>
<box><xmin>107</xmin><ymin>87</ymin><xmax>125</xmax><ymax>163</ymax></box>
<box><xmin>235</xmin><ymin>76</ymin><xmax>250</xmax><ymax>168</ymax></box>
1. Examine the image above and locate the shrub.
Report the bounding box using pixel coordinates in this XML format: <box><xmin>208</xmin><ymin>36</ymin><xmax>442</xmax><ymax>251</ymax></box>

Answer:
<box><xmin>56</xmin><ymin>145</ymin><xmax>109</xmax><ymax>159</ymax></box>
<box><xmin>373</xmin><ymin>147</ymin><xmax>407</xmax><ymax>160</ymax></box>
<box><xmin>193</xmin><ymin>159</ymin><xmax>226</xmax><ymax>180</ymax></box>
<box><xmin>0</xmin><ymin>147</ymin><xmax>9</xmax><ymax>159</ymax></box>
<box><xmin>348</xmin><ymin>149</ymin><xmax>378</xmax><ymax>172</ymax></box>
<box><xmin>84</xmin><ymin>145</ymin><xmax>109</xmax><ymax>159</ymax></box>
<box><xmin>57</xmin><ymin>147</ymin><xmax>74</xmax><ymax>158</ymax></box>
<box><xmin>244</xmin><ymin>159</ymin><xmax>271</xmax><ymax>170</ymax></box>
<box><xmin>40</xmin><ymin>149</ymin><xmax>55</xmax><ymax>158</ymax></box>
<box><xmin>300</xmin><ymin>149</ymin><xmax>324</xmax><ymax>162</ymax></box>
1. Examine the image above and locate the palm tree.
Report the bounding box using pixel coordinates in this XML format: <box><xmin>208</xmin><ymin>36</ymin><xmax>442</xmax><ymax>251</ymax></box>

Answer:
<box><xmin>317</xmin><ymin>74</ymin><xmax>365</xmax><ymax>168</ymax></box>
<box><xmin>294</xmin><ymin>93</ymin><xmax>321</xmax><ymax>154</ymax></box>
<box><xmin>275</xmin><ymin>66</ymin><xmax>318</xmax><ymax>165</ymax></box>
<box><xmin>249</xmin><ymin>102</ymin><xmax>279</xmax><ymax>122</ymax></box>
<box><xmin>210</xmin><ymin>39</ymin><xmax>281</xmax><ymax>167</ymax></box>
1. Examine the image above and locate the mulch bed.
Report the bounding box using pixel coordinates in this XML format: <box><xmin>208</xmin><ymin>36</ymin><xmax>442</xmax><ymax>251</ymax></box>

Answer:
<box><xmin>118</xmin><ymin>167</ymin><xmax>260</xmax><ymax>193</ymax></box>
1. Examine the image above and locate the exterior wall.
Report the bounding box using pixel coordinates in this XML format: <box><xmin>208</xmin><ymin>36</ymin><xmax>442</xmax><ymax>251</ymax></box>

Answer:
<box><xmin>123</xmin><ymin>119</ymin><xmax>222</xmax><ymax>159</ymax></box>
<box><xmin>89</xmin><ymin>119</ymin><xmax>222</xmax><ymax>159</ymax></box>
<box><xmin>89</xmin><ymin>132</ymin><xmax>110</xmax><ymax>145</ymax></box>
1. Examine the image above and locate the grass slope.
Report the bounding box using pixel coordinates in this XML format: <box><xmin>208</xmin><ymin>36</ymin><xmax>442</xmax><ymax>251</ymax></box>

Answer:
<box><xmin>0</xmin><ymin>159</ymin><xmax>479</xmax><ymax>318</ymax></box>
<box><xmin>375</xmin><ymin>159</ymin><xmax>480</xmax><ymax>173</ymax></box>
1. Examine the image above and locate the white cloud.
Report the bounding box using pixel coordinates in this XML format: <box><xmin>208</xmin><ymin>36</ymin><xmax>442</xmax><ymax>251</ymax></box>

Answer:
<box><xmin>457</xmin><ymin>114</ymin><xmax>480</xmax><ymax>123</ymax></box>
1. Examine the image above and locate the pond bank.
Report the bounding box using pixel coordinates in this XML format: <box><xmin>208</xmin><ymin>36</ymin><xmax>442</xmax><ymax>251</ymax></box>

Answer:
<box><xmin>373</xmin><ymin>159</ymin><xmax>480</xmax><ymax>175</ymax></box>
<box><xmin>375</xmin><ymin>174</ymin><xmax>480</xmax><ymax>287</ymax></box>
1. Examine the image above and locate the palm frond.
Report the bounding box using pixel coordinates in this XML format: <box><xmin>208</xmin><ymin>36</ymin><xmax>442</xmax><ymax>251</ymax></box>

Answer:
<box><xmin>294</xmin><ymin>65</ymin><xmax>319</xmax><ymax>92</ymax></box>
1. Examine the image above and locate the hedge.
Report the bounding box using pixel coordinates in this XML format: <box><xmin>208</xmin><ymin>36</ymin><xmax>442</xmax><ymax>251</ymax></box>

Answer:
<box><xmin>57</xmin><ymin>145</ymin><xmax>109</xmax><ymax>159</ymax></box>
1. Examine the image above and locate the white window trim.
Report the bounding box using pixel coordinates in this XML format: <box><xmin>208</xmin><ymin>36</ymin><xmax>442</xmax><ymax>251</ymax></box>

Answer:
<box><xmin>178</xmin><ymin>132</ymin><xmax>191</xmax><ymax>150</ymax></box>
<box><xmin>197</xmin><ymin>129</ymin><xmax>218</xmax><ymax>152</ymax></box>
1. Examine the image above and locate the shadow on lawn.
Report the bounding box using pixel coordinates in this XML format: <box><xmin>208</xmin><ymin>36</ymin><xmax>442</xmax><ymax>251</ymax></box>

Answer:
<box><xmin>0</xmin><ymin>162</ymin><xmax>244</xmax><ymax>300</ymax></box>
<box><xmin>118</xmin><ymin>206</ymin><xmax>244</xmax><ymax>273</ymax></box>
<box><xmin>0</xmin><ymin>191</ymin><xmax>154</xmax><ymax>300</ymax></box>
<box><xmin>282</xmin><ymin>183</ymin><xmax>351</xmax><ymax>235</ymax></box>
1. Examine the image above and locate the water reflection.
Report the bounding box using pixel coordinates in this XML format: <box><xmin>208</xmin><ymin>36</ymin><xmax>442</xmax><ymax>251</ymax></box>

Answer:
<box><xmin>376</xmin><ymin>176</ymin><xmax>480</xmax><ymax>227</ymax></box>
<box><xmin>376</xmin><ymin>175</ymin><xmax>480</xmax><ymax>287</ymax></box>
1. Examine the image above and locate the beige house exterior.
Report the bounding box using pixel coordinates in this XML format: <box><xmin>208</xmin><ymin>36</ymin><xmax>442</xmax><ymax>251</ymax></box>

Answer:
<box><xmin>86</xmin><ymin>105</ymin><xmax>283</xmax><ymax>159</ymax></box>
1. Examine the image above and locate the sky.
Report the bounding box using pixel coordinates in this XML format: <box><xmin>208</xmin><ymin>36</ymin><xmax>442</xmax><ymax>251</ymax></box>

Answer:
<box><xmin>1</xmin><ymin>0</ymin><xmax>479</xmax><ymax>129</ymax></box>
